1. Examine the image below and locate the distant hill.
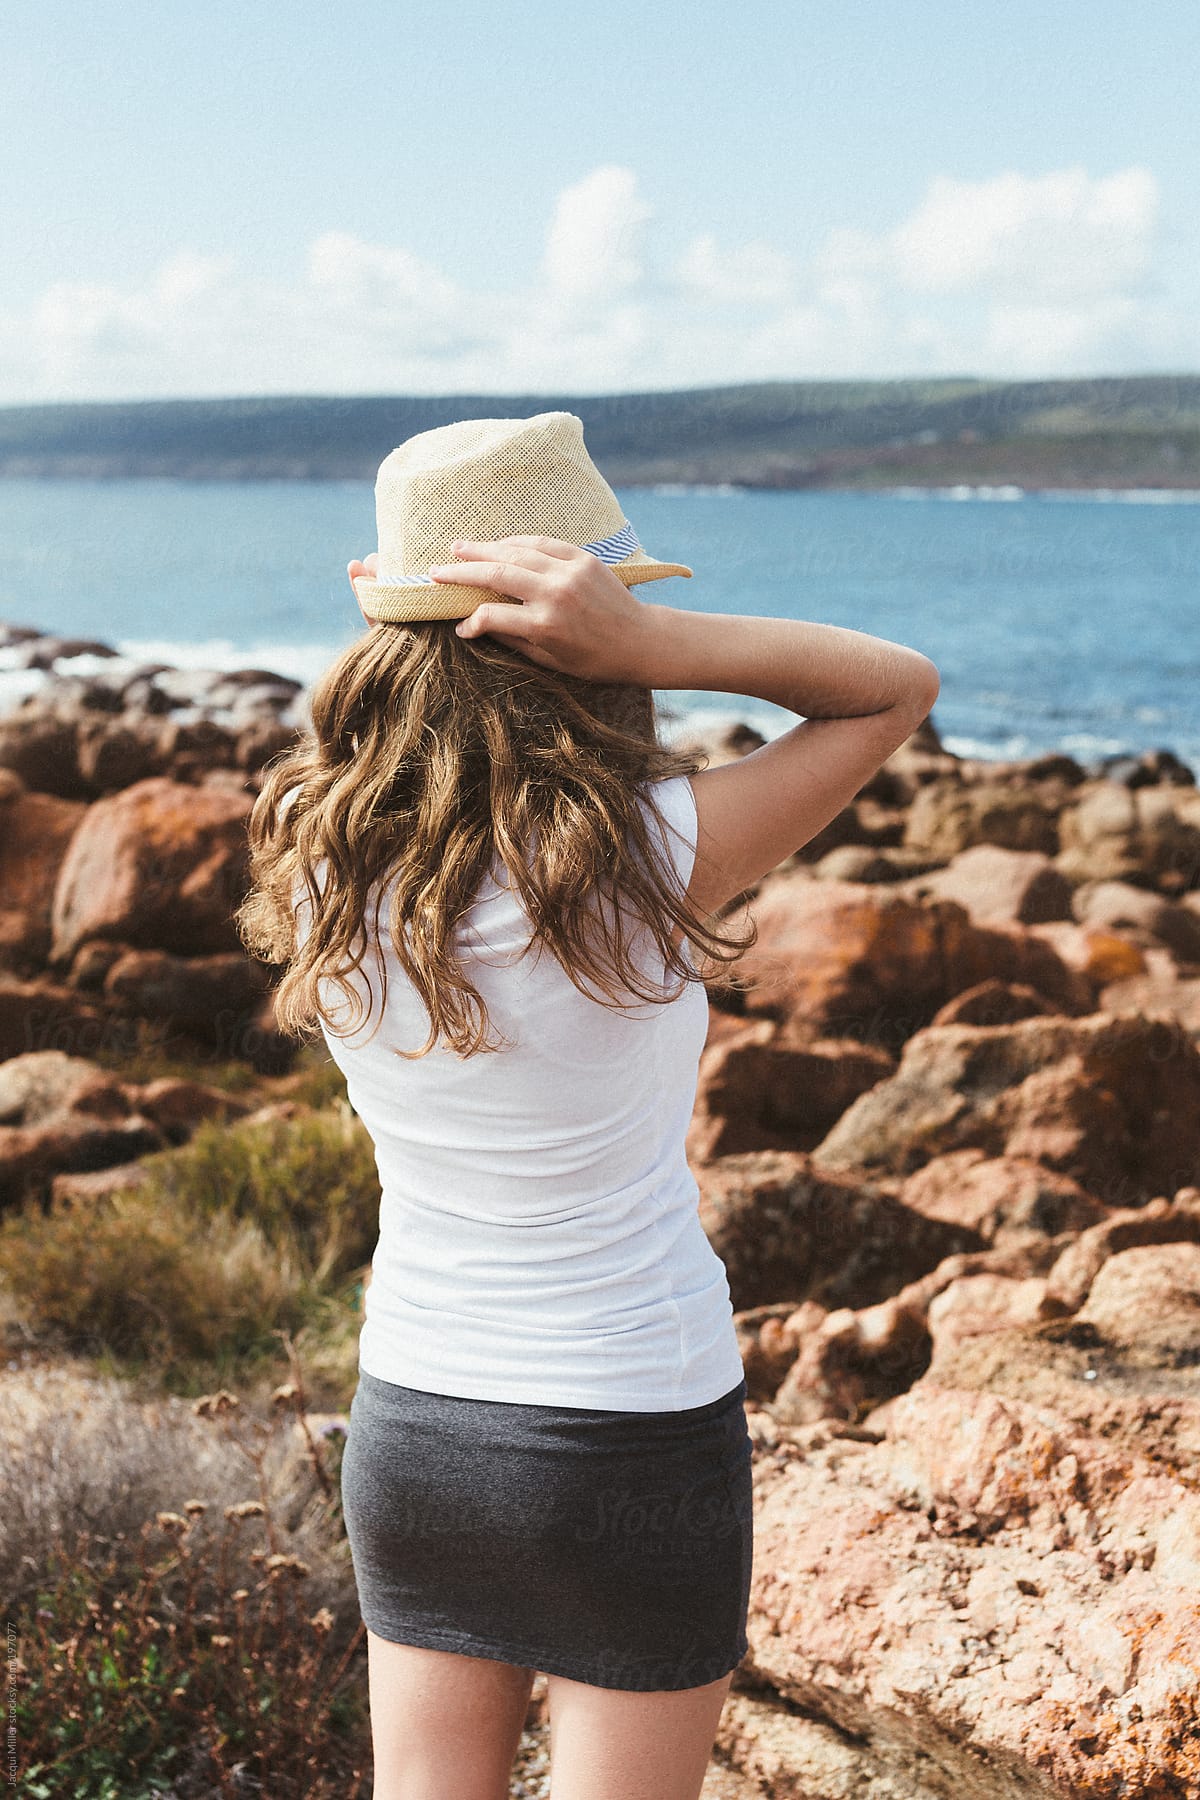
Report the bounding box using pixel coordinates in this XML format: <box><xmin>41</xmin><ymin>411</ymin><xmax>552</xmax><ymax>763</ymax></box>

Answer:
<box><xmin>1</xmin><ymin>376</ymin><xmax>1199</xmax><ymax>488</ymax></box>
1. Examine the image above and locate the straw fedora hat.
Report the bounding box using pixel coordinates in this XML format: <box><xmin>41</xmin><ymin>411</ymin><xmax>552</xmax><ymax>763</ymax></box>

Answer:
<box><xmin>352</xmin><ymin>410</ymin><xmax>693</xmax><ymax>624</ymax></box>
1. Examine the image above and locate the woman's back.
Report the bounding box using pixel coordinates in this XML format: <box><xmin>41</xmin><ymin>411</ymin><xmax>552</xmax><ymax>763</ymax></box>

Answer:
<box><xmin>294</xmin><ymin>773</ymin><xmax>746</xmax><ymax>1412</ymax></box>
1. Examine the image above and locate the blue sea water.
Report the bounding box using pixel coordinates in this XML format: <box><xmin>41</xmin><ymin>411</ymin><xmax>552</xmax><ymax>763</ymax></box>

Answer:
<box><xmin>0</xmin><ymin>477</ymin><xmax>1197</xmax><ymax>766</ymax></box>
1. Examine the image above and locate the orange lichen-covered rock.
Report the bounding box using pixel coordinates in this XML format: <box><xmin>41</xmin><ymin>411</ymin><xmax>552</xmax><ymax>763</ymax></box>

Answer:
<box><xmin>49</xmin><ymin>776</ymin><xmax>253</xmax><ymax>964</ymax></box>
<box><xmin>813</xmin><ymin>1010</ymin><xmax>1200</xmax><ymax>1205</ymax></box>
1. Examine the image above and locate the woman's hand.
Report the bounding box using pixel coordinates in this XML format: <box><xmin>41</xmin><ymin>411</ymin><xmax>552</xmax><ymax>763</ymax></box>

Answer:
<box><xmin>427</xmin><ymin>536</ymin><xmax>655</xmax><ymax>682</ymax></box>
<box><xmin>347</xmin><ymin>553</ymin><xmax>380</xmax><ymax>627</ymax></box>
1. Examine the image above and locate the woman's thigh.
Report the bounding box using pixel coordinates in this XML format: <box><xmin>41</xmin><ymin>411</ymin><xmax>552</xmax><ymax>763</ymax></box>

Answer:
<box><xmin>544</xmin><ymin>1666</ymin><xmax>735</xmax><ymax>1800</ymax></box>
<box><xmin>365</xmin><ymin>1630</ymin><xmax>536</xmax><ymax>1800</ymax></box>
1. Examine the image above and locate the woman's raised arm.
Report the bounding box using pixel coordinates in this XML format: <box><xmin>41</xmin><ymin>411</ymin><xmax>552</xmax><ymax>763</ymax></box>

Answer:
<box><xmin>420</xmin><ymin>534</ymin><xmax>941</xmax><ymax>917</ymax></box>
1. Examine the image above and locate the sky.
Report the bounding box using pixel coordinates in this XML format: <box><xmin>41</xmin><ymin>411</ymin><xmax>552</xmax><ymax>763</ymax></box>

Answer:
<box><xmin>2</xmin><ymin>0</ymin><xmax>1198</xmax><ymax>404</ymax></box>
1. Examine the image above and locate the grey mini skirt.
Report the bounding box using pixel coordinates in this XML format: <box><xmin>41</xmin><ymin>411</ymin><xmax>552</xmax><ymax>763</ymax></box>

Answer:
<box><xmin>339</xmin><ymin>1365</ymin><xmax>754</xmax><ymax>1692</ymax></box>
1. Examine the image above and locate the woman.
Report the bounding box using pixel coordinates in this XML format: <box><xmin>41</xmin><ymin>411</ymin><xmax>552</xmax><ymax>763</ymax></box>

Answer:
<box><xmin>238</xmin><ymin>414</ymin><xmax>940</xmax><ymax>1800</ymax></box>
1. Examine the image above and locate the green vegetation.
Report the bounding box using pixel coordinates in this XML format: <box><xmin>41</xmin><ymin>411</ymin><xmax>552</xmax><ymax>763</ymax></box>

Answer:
<box><xmin>2</xmin><ymin>374</ymin><xmax>1199</xmax><ymax>486</ymax></box>
<box><xmin>0</xmin><ymin>1099</ymin><xmax>377</xmax><ymax>1394</ymax></box>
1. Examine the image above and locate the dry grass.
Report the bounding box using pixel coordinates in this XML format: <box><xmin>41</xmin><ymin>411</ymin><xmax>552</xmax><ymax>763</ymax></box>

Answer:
<box><xmin>0</xmin><ymin>1099</ymin><xmax>378</xmax><ymax>1394</ymax></box>
<box><xmin>3</xmin><ymin>1341</ymin><xmax>370</xmax><ymax>1796</ymax></box>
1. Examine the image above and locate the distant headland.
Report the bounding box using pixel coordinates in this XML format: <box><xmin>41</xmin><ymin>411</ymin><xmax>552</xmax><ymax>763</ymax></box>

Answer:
<box><xmin>1</xmin><ymin>374</ymin><xmax>1198</xmax><ymax>488</ymax></box>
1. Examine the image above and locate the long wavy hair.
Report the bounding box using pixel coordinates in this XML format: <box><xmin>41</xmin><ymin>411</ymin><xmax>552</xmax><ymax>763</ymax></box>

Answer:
<box><xmin>236</xmin><ymin>620</ymin><xmax>756</xmax><ymax>1059</ymax></box>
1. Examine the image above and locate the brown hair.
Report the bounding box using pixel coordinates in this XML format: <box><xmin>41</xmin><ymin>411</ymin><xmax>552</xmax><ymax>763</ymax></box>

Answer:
<box><xmin>236</xmin><ymin>622</ymin><xmax>754</xmax><ymax>1058</ymax></box>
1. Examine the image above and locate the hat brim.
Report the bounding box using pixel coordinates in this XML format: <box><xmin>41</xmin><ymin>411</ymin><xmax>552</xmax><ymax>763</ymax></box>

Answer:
<box><xmin>353</xmin><ymin>548</ymin><xmax>693</xmax><ymax>624</ymax></box>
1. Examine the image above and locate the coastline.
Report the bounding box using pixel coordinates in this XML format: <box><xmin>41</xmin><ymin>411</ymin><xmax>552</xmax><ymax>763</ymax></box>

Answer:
<box><xmin>2</xmin><ymin>609</ymin><xmax>1199</xmax><ymax>1794</ymax></box>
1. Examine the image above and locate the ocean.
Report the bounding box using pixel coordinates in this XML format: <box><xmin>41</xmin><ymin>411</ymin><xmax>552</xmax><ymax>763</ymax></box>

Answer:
<box><xmin>1</xmin><ymin>477</ymin><xmax>1197</xmax><ymax>767</ymax></box>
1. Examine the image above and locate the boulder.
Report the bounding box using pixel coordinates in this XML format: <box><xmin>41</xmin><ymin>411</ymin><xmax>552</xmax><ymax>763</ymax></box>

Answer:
<box><xmin>0</xmin><ymin>789</ymin><xmax>85</xmax><ymax>970</ymax></box>
<box><xmin>902</xmin><ymin>778</ymin><xmax>1061</xmax><ymax>859</ymax></box>
<box><xmin>696</xmin><ymin>1150</ymin><xmax>982</xmax><ymax>1313</ymax></box>
<box><xmin>1072</xmin><ymin>876</ymin><xmax>1200</xmax><ymax>965</ymax></box>
<box><xmin>50</xmin><ymin>776</ymin><xmax>253</xmax><ymax>964</ymax></box>
<box><xmin>49</xmin><ymin>1160</ymin><xmax>152</xmax><ymax>1206</ymax></box>
<box><xmin>898</xmin><ymin>1149</ymin><xmax>1108</xmax><ymax>1246</ymax></box>
<box><xmin>1026</xmin><ymin>918</ymin><xmax>1149</xmax><ymax>986</ymax></box>
<box><xmin>0</xmin><ymin>711</ymin><xmax>81</xmax><ymax>798</ymax></box>
<box><xmin>74</xmin><ymin>716</ymin><xmax>162</xmax><ymax>791</ymax></box>
<box><xmin>772</xmin><ymin>1294</ymin><xmax>933</xmax><ymax>1426</ymax></box>
<box><xmin>1040</xmin><ymin>1190</ymin><xmax>1200</xmax><ymax>1317</ymax></box>
<box><xmin>1056</xmin><ymin>778</ymin><xmax>1200</xmax><ymax>890</ymax></box>
<box><xmin>1096</xmin><ymin>967</ymin><xmax>1200</xmax><ymax>1038</ymax></box>
<box><xmin>731</xmin><ymin>877</ymin><xmax>1090</xmax><ymax>1052</ymax></box>
<box><xmin>102</xmin><ymin>947</ymin><xmax>272</xmax><ymax>1037</ymax></box>
<box><xmin>928</xmin><ymin>978</ymin><xmax>1058</xmax><ymax>1028</ymax></box>
<box><xmin>133</xmin><ymin>1076</ymin><xmax>255</xmax><ymax>1143</ymax></box>
<box><xmin>0</xmin><ymin>1050</ymin><xmax>164</xmax><ymax>1209</ymax></box>
<box><xmin>734</xmin><ymin>1301</ymin><xmax>826</xmax><ymax>1403</ymax></box>
<box><xmin>0</xmin><ymin>973</ymin><xmax>109</xmax><ymax>1063</ymax></box>
<box><xmin>812</xmin><ymin>1010</ymin><xmax>1200</xmax><ymax>1206</ymax></box>
<box><xmin>925</xmin><ymin>1271</ymin><xmax>1050</xmax><ymax>1361</ymax></box>
<box><xmin>738</xmin><ymin>1381</ymin><xmax>1200</xmax><ymax>1796</ymax></box>
<box><xmin>897</xmin><ymin>841</ymin><xmax>1075</xmax><ymax>925</ymax></box>
<box><xmin>687</xmin><ymin>1020</ymin><xmax>894</xmax><ymax>1161</ymax></box>
<box><xmin>1076</xmin><ymin>1239</ymin><xmax>1200</xmax><ymax>1369</ymax></box>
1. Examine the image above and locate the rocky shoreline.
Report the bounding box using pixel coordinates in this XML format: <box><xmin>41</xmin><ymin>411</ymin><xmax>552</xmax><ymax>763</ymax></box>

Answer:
<box><xmin>3</xmin><ymin>617</ymin><xmax>1200</xmax><ymax>1795</ymax></box>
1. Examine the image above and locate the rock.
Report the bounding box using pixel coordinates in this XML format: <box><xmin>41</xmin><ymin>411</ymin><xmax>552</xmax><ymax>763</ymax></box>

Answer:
<box><xmin>811</xmin><ymin>845</ymin><xmax>903</xmax><ymax>884</ymax></box>
<box><xmin>811</xmin><ymin>843</ymin><xmax>946</xmax><ymax>885</ymax></box>
<box><xmin>132</xmin><ymin>1076</ymin><xmax>256</xmax><ymax>1143</ymax></box>
<box><xmin>103</xmin><ymin>948</ymin><xmax>271</xmax><ymax>1037</ymax></box>
<box><xmin>918</xmin><ymin>1233</ymin><xmax>1200</xmax><ymax>1488</ymax></box>
<box><xmin>1096</xmin><ymin>967</ymin><xmax>1200</xmax><ymax>1038</ymax></box>
<box><xmin>0</xmin><ymin>1048</ymin><xmax>141</xmax><ymax>1123</ymax></box>
<box><xmin>766</xmin><ymin>1231</ymin><xmax>1083</xmax><ymax>1428</ymax></box>
<box><xmin>729</xmin><ymin>877</ymin><xmax>1090</xmax><ymax>1052</ymax></box>
<box><xmin>687</xmin><ymin>1021</ymin><xmax>895</xmax><ymax>1161</ymax></box>
<box><xmin>925</xmin><ymin>1272</ymin><xmax>1050</xmax><ymax>1360</ymax></box>
<box><xmin>928</xmin><ymin>978</ymin><xmax>1058</xmax><ymax>1027</ymax></box>
<box><xmin>671</xmin><ymin>720</ymin><xmax>766</xmax><ymax>766</ymax></box>
<box><xmin>1026</xmin><ymin>918</ymin><xmax>1149</xmax><ymax>986</ymax></box>
<box><xmin>1040</xmin><ymin>1191</ymin><xmax>1200</xmax><ymax>1317</ymax></box>
<box><xmin>1076</xmin><ymin>1239</ymin><xmax>1200</xmax><ymax>1368</ymax></box>
<box><xmin>696</xmin><ymin>1150</ymin><xmax>982</xmax><ymax>1312</ymax></box>
<box><xmin>1092</xmin><ymin>745</ymin><xmax>1196</xmax><ymax>788</ymax></box>
<box><xmin>734</xmin><ymin>1301</ymin><xmax>826</xmax><ymax>1403</ymax></box>
<box><xmin>0</xmin><ymin>1050</ymin><xmax>164</xmax><ymax>1208</ymax></box>
<box><xmin>812</xmin><ymin>1010</ymin><xmax>1200</xmax><ymax>1206</ymax></box>
<box><xmin>75</xmin><ymin>716</ymin><xmax>162</xmax><ymax>791</ymax></box>
<box><xmin>897</xmin><ymin>841</ymin><xmax>1076</xmax><ymax>925</ymax></box>
<box><xmin>66</xmin><ymin>938</ymin><xmax>133</xmax><ymax>990</ymax></box>
<box><xmin>0</xmin><ymin>973</ymin><xmax>110</xmax><ymax>1063</ymax></box>
<box><xmin>1057</xmin><ymin>779</ymin><xmax>1200</xmax><ymax>891</ymax></box>
<box><xmin>234</xmin><ymin>719</ymin><xmax>302</xmax><ymax>772</ymax></box>
<box><xmin>899</xmin><ymin>1150</ymin><xmax>1108</xmax><ymax>1246</ymax></box>
<box><xmin>0</xmin><ymin>712</ymin><xmax>81</xmax><ymax>797</ymax></box>
<box><xmin>50</xmin><ymin>776</ymin><xmax>253</xmax><ymax>965</ymax></box>
<box><xmin>0</xmin><ymin>1051</ymin><xmax>263</xmax><ymax>1208</ymax></box>
<box><xmin>740</xmin><ymin>1380</ymin><xmax>1200</xmax><ymax>1796</ymax></box>
<box><xmin>855</xmin><ymin>716</ymin><xmax>961</xmax><ymax>812</ymax></box>
<box><xmin>902</xmin><ymin>778</ymin><xmax>1061</xmax><ymax>859</ymax></box>
<box><xmin>772</xmin><ymin>1294</ymin><xmax>932</xmax><ymax>1425</ymax></box>
<box><xmin>0</xmin><ymin>790</ymin><xmax>85</xmax><ymax>971</ymax></box>
<box><xmin>1073</xmin><ymin>876</ymin><xmax>1200</xmax><ymax>965</ymax></box>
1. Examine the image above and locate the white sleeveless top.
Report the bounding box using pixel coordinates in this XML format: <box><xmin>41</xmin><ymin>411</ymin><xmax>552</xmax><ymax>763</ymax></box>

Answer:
<box><xmin>289</xmin><ymin>774</ymin><xmax>743</xmax><ymax>1411</ymax></box>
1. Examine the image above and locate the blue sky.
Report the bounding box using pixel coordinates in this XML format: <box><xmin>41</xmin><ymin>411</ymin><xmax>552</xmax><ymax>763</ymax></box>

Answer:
<box><xmin>3</xmin><ymin>0</ymin><xmax>1197</xmax><ymax>401</ymax></box>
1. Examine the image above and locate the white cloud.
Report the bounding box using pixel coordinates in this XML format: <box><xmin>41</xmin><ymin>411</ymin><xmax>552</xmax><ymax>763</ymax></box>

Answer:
<box><xmin>674</xmin><ymin>233</ymin><xmax>796</xmax><ymax>307</ymax></box>
<box><xmin>0</xmin><ymin>161</ymin><xmax>1190</xmax><ymax>403</ymax></box>
<box><xmin>887</xmin><ymin>165</ymin><xmax>1158</xmax><ymax>299</ymax></box>
<box><xmin>540</xmin><ymin>165</ymin><xmax>654</xmax><ymax>307</ymax></box>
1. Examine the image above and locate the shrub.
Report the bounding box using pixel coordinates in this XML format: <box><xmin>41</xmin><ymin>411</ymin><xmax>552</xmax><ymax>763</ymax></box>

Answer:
<box><xmin>0</xmin><ymin>1101</ymin><xmax>379</xmax><ymax>1383</ymax></box>
<box><xmin>7</xmin><ymin>1362</ymin><xmax>369</xmax><ymax>1798</ymax></box>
